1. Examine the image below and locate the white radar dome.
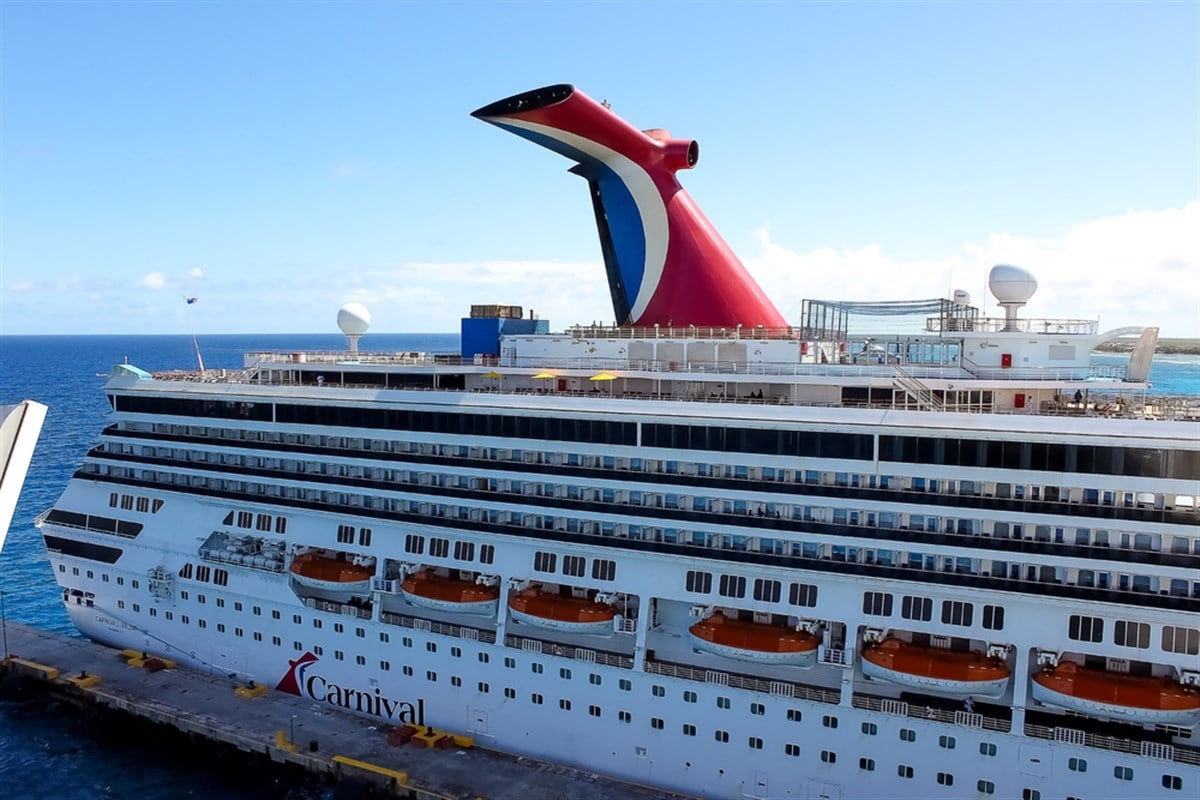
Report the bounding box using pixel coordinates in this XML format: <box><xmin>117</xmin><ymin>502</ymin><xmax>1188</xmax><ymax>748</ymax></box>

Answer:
<box><xmin>952</xmin><ymin>289</ymin><xmax>971</xmax><ymax>306</ymax></box>
<box><xmin>337</xmin><ymin>302</ymin><xmax>371</xmax><ymax>336</ymax></box>
<box><xmin>988</xmin><ymin>264</ymin><xmax>1038</xmax><ymax>304</ymax></box>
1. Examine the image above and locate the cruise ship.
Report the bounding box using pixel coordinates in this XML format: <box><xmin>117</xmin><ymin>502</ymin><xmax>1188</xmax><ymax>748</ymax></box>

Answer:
<box><xmin>37</xmin><ymin>85</ymin><xmax>1199</xmax><ymax>800</ymax></box>
<box><xmin>1</xmin><ymin>400</ymin><xmax>47</xmax><ymax>554</ymax></box>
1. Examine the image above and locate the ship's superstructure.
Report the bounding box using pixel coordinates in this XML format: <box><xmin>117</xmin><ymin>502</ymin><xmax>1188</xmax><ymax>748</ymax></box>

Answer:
<box><xmin>37</xmin><ymin>87</ymin><xmax>1199</xmax><ymax>800</ymax></box>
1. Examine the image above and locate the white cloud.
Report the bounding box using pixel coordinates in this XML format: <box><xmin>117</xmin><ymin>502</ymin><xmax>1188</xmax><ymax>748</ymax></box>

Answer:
<box><xmin>140</xmin><ymin>271</ymin><xmax>168</xmax><ymax>289</ymax></box>
<box><xmin>188</xmin><ymin>267</ymin><xmax>204</xmax><ymax>279</ymax></box>
<box><xmin>745</xmin><ymin>203</ymin><xmax>1200</xmax><ymax>339</ymax></box>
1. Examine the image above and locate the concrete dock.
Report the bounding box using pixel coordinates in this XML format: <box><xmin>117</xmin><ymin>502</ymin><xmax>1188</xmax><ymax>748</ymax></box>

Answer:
<box><xmin>0</xmin><ymin>622</ymin><xmax>694</xmax><ymax>800</ymax></box>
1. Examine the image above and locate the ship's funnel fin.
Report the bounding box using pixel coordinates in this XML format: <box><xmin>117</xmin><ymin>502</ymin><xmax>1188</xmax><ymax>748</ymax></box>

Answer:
<box><xmin>474</xmin><ymin>84</ymin><xmax>787</xmax><ymax>328</ymax></box>
<box><xmin>570</xmin><ymin>165</ymin><xmax>633</xmax><ymax>325</ymax></box>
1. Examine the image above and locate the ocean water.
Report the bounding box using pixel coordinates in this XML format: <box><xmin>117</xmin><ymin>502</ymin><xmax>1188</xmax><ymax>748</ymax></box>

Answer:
<box><xmin>0</xmin><ymin>334</ymin><xmax>1196</xmax><ymax>796</ymax></box>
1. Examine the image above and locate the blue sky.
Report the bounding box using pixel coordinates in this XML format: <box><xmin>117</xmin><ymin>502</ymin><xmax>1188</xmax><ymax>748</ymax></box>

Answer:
<box><xmin>2</xmin><ymin>1</ymin><xmax>1197</xmax><ymax>337</ymax></box>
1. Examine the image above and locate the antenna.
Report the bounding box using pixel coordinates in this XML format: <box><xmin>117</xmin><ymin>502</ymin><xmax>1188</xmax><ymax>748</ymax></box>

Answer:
<box><xmin>183</xmin><ymin>296</ymin><xmax>205</xmax><ymax>373</ymax></box>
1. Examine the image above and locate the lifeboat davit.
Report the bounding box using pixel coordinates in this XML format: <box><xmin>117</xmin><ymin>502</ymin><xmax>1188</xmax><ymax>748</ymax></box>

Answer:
<box><xmin>507</xmin><ymin>586</ymin><xmax>617</xmax><ymax>635</ymax></box>
<box><xmin>1031</xmin><ymin>662</ymin><xmax>1200</xmax><ymax>726</ymax></box>
<box><xmin>289</xmin><ymin>552</ymin><xmax>372</xmax><ymax>603</ymax></box>
<box><xmin>400</xmin><ymin>571</ymin><xmax>499</xmax><ymax>617</ymax></box>
<box><xmin>861</xmin><ymin>637</ymin><xmax>1011</xmax><ymax>698</ymax></box>
<box><xmin>688</xmin><ymin>613</ymin><xmax>819</xmax><ymax>667</ymax></box>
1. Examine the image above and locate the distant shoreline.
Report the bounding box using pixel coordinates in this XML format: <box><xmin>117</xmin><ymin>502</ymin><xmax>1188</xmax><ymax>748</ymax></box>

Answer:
<box><xmin>1095</xmin><ymin>338</ymin><xmax>1200</xmax><ymax>355</ymax></box>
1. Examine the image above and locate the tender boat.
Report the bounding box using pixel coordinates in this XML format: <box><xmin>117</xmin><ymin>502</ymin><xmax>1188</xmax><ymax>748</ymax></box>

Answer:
<box><xmin>688</xmin><ymin>612</ymin><xmax>819</xmax><ymax>667</ymax></box>
<box><xmin>507</xmin><ymin>586</ymin><xmax>617</xmax><ymax>635</ymax></box>
<box><xmin>861</xmin><ymin>637</ymin><xmax>1011</xmax><ymax>698</ymax></box>
<box><xmin>289</xmin><ymin>551</ymin><xmax>373</xmax><ymax>603</ymax></box>
<box><xmin>1031</xmin><ymin>662</ymin><xmax>1200</xmax><ymax>726</ymax></box>
<box><xmin>400</xmin><ymin>571</ymin><xmax>499</xmax><ymax>617</ymax></box>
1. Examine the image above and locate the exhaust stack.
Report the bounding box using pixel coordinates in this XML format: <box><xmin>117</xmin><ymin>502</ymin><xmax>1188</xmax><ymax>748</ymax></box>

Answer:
<box><xmin>473</xmin><ymin>85</ymin><xmax>786</xmax><ymax>329</ymax></box>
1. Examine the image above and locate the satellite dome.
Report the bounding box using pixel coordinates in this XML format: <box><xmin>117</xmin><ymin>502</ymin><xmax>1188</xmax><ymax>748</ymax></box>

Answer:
<box><xmin>337</xmin><ymin>302</ymin><xmax>371</xmax><ymax>336</ymax></box>
<box><xmin>952</xmin><ymin>289</ymin><xmax>971</xmax><ymax>306</ymax></box>
<box><xmin>988</xmin><ymin>264</ymin><xmax>1038</xmax><ymax>304</ymax></box>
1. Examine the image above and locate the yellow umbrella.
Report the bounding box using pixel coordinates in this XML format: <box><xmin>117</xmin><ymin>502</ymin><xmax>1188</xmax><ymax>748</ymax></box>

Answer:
<box><xmin>532</xmin><ymin>371</ymin><xmax>556</xmax><ymax>380</ymax></box>
<box><xmin>482</xmin><ymin>371</ymin><xmax>503</xmax><ymax>379</ymax></box>
<box><xmin>590</xmin><ymin>372</ymin><xmax>618</xmax><ymax>381</ymax></box>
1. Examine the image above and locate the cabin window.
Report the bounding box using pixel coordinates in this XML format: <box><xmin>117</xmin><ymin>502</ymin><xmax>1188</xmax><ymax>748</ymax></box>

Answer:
<box><xmin>1163</xmin><ymin>775</ymin><xmax>1183</xmax><ymax>790</ymax></box>
<box><xmin>863</xmin><ymin>592</ymin><xmax>892</xmax><ymax>616</ymax></box>
<box><xmin>592</xmin><ymin>559</ymin><xmax>616</xmax><ymax>581</ymax></box>
<box><xmin>1068</xmin><ymin>758</ymin><xmax>1086</xmax><ymax>772</ymax></box>
<box><xmin>753</xmin><ymin>579</ymin><xmax>781</xmax><ymax>602</ymax></box>
<box><xmin>1068</xmin><ymin>615</ymin><xmax>1104</xmax><ymax>642</ymax></box>
<box><xmin>898</xmin><ymin>766</ymin><xmax>914</xmax><ymax>778</ymax></box>
<box><xmin>982</xmin><ymin>604</ymin><xmax>1005</xmax><ymax>630</ymax></box>
<box><xmin>682</xmin><ymin>724</ymin><xmax>696</xmax><ymax>736</ymax></box>
<box><xmin>715</xmin><ymin>730</ymin><xmax>729</xmax><ymax>742</ymax></box>
<box><xmin>429</xmin><ymin>538</ymin><xmax>449</xmax><ymax>558</ymax></box>
<box><xmin>785</xmin><ymin>744</ymin><xmax>801</xmax><ymax>756</ymax></box>
<box><xmin>788</xmin><ymin>582</ymin><xmax>818</xmax><ymax>607</ymax></box>
<box><xmin>1114</xmin><ymin>766</ymin><xmax>1133</xmax><ymax>781</ymax></box>
<box><xmin>899</xmin><ymin>728</ymin><xmax>916</xmax><ymax>742</ymax></box>
<box><xmin>861</xmin><ymin>722</ymin><xmax>876</xmax><ymax>735</ymax></box>
<box><xmin>977</xmin><ymin>781</ymin><xmax>995</xmax><ymax>795</ymax></box>
<box><xmin>454</xmin><ymin>541</ymin><xmax>474</xmax><ymax>561</ymax></box>
<box><xmin>938</xmin><ymin>735</ymin><xmax>956</xmax><ymax>749</ymax></box>
<box><xmin>859</xmin><ymin>758</ymin><xmax>875</xmax><ymax>771</ymax></box>
<box><xmin>404</xmin><ymin>534</ymin><xmax>424</xmax><ymax>554</ymax></box>
<box><xmin>937</xmin><ymin>773</ymin><xmax>954</xmax><ymax>786</ymax></box>
<box><xmin>533</xmin><ymin>551</ymin><xmax>557</xmax><ymax>572</ymax></box>
<box><xmin>821</xmin><ymin>751</ymin><xmax>836</xmax><ymax>764</ymax></box>
<box><xmin>562</xmin><ymin>555</ymin><xmax>585</xmax><ymax>577</ymax></box>
<box><xmin>901</xmin><ymin>595</ymin><xmax>932</xmax><ymax>621</ymax></box>
<box><xmin>979</xmin><ymin>742</ymin><xmax>997</xmax><ymax>756</ymax></box>
<box><xmin>1162</xmin><ymin>626</ymin><xmax>1199</xmax><ymax>655</ymax></box>
<box><xmin>822</xmin><ymin>715</ymin><xmax>838</xmax><ymax>729</ymax></box>
<box><xmin>1114</xmin><ymin>621</ymin><xmax>1150</xmax><ymax>649</ymax></box>
<box><xmin>719</xmin><ymin>574</ymin><xmax>746</xmax><ymax>598</ymax></box>
<box><xmin>941</xmin><ymin>600</ymin><xmax>973</xmax><ymax>626</ymax></box>
<box><xmin>686</xmin><ymin>570</ymin><xmax>713</xmax><ymax>593</ymax></box>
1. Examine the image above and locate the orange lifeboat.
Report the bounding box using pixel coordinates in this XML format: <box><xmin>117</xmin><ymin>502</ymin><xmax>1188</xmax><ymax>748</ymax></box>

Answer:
<box><xmin>861</xmin><ymin>637</ymin><xmax>1010</xmax><ymax>698</ymax></box>
<box><xmin>400</xmin><ymin>571</ymin><xmax>499</xmax><ymax>617</ymax></box>
<box><xmin>289</xmin><ymin>551</ymin><xmax>372</xmax><ymax>602</ymax></box>
<box><xmin>688</xmin><ymin>612</ymin><xmax>818</xmax><ymax>666</ymax></box>
<box><xmin>1031</xmin><ymin>661</ymin><xmax>1200</xmax><ymax>726</ymax></box>
<box><xmin>507</xmin><ymin>586</ymin><xmax>617</xmax><ymax>635</ymax></box>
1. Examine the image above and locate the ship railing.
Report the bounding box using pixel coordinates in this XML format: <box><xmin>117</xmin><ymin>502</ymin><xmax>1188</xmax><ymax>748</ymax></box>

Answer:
<box><xmin>503</xmin><ymin>634</ymin><xmax>634</xmax><ymax>670</ymax></box>
<box><xmin>1025</xmin><ymin>722</ymin><xmax>1200</xmax><ymax>767</ymax></box>
<box><xmin>565</xmin><ymin>324</ymin><xmax>812</xmax><ymax>341</ymax></box>
<box><xmin>959</xmin><ymin>356</ymin><xmax>1127</xmax><ymax>382</ymax></box>
<box><xmin>852</xmin><ymin>693</ymin><xmax>1012</xmax><ymax>733</ymax></box>
<box><xmin>645</xmin><ymin>658</ymin><xmax>840</xmax><ymax>706</ymax></box>
<box><xmin>305</xmin><ymin>597</ymin><xmax>372</xmax><ymax>620</ymax></box>
<box><xmin>819</xmin><ymin>647</ymin><xmax>851</xmax><ymax>667</ymax></box>
<box><xmin>379</xmin><ymin>610</ymin><xmax>497</xmax><ymax>645</ymax></box>
<box><xmin>925</xmin><ymin>317</ymin><xmax>1099</xmax><ymax>335</ymax></box>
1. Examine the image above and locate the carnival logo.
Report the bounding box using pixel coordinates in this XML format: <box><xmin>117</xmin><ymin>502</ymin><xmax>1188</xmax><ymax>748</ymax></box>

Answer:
<box><xmin>277</xmin><ymin>652</ymin><xmax>425</xmax><ymax>724</ymax></box>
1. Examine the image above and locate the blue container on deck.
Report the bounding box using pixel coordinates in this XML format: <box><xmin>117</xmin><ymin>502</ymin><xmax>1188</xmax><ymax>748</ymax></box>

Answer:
<box><xmin>461</xmin><ymin>316</ymin><xmax>549</xmax><ymax>359</ymax></box>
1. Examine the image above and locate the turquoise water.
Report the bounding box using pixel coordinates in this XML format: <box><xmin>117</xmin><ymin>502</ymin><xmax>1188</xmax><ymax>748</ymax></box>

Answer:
<box><xmin>0</xmin><ymin>334</ymin><xmax>1196</xmax><ymax>796</ymax></box>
